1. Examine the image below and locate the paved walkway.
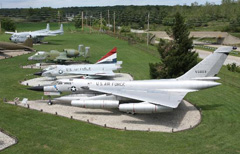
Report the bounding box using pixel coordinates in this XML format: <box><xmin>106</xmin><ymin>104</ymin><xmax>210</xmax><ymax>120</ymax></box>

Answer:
<box><xmin>8</xmin><ymin>100</ymin><xmax>201</xmax><ymax>133</ymax></box>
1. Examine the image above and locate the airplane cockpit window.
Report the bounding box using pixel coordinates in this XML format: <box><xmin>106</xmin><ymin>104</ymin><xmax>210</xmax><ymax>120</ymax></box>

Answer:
<box><xmin>48</xmin><ymin>66</ymin><xmax>57</xmax><ymax>70</ymax></box>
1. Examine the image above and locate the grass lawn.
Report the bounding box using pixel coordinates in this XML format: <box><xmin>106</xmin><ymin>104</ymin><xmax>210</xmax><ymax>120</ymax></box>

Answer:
<box><xmin>0</xmin><ymin>22</ymin><xmax>240</xmax><ymax>153</ymax></box>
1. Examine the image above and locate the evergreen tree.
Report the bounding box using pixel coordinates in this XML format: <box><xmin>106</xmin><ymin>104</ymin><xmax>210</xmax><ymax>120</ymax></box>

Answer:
<box><xmin>149</xmin><ymin>12</ymin><xmax>198</xmax><ymax>79</ymax></box>
<box><xmin>74</xmin><ymin>14</ymin><xmax>82</xmax><ymax>29</ymax></box>
<box><xmin>1</xmin><ymin>18</ymin><xmax>16</xmax><ymax>31</ymax></box>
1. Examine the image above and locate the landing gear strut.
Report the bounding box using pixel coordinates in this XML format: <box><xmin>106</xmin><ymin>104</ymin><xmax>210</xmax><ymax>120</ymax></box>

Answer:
<box><xmin>47</xmin><ymin>96</ymin><xmax>53</xmax><ymax>105</ymax></box>
<box><xmin>48</xmin><ymin>100</ymin><xmax>53</xmax><ymax>105</ymax></box>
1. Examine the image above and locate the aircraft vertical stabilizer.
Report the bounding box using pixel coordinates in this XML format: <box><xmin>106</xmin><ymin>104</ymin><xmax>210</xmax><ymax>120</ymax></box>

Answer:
<box><xmin>46</xmin><ymin>23</ymin><xmax>50</xmax><ymax>31</ymax></box>
<box><xmin>177</xmin><ymin>46</ymin><xmax>233</xmax><ymax>80</ymax></box>
<box><xmin>96</xmin><ymin>47</ymin><xmax>117</xmax><ymax>64</ymax></box>
<box><xmin>60</xmin><ymin>24</ymin><xmax>63</xmax><ymax>32</ymax></box>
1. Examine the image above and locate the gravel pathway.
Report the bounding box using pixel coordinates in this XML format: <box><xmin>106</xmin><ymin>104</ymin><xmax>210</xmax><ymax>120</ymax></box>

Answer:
<box><xmin>8</xmin><ymin>100</ymin><xmax>201</xmax><ymax>133</ymax></box>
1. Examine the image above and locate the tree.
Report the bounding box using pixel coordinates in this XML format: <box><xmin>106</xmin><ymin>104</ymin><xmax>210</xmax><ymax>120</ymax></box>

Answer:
<box><xmin>149</xmin><ymin>12</ymin><xmax>198</xmax><ymax>79</ymax></box>
<box><xmin>74</xmin><ymin>14</ymin><xmax>82</xmax><ymax>29</ymax></box>
<box><xmin>1</xmin><ymin>18</ymin><xmax>16</xmax><ymax>31</ymax></box>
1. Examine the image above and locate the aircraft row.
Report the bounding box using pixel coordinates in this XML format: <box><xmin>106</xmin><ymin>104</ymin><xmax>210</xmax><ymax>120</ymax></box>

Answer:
<box><xmin>28</xmin><ymin>46</ymin><xmax>234</xmax><ymax>114</ymax></box>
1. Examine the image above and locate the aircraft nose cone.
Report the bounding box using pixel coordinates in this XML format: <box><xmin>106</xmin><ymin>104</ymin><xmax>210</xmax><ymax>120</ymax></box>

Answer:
<box><xmin>34</xmin><ymin>71</ymin><xmax>43</xmax><ymax>76</ymax></box>
<box><xmin>28</xmin><ymin>57</ymin><xmax>33</xmax><ymax>60</ymax></box>
<box><xmin>27</xmin><ymin>86</ymin><xmax>44</xmax><ymax>91</ymax></box>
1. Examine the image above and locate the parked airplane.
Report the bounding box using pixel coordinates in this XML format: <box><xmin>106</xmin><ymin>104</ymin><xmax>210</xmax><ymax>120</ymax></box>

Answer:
<box><xmin>28</xmin><ymin>46</ymin><xmax>233</xmax><ymax>113</ymax></box>
<box><xmin>28</xmin><ymin>49</ymin><xmax>80</xmax><ymax>63</ymax></box>
<box><xmin>28</xmin><ymin>45</ymin><xmax>90</xmax><ymax>64</ymax></box>
<box><xmin>0</xmin><ymin>38</ymin><xmax>34</xmax><ymax>52</ymax></box>
<box><xmin>34</xmin><ymin>47</ymin><xmax>122</xmax><ymax>79</ymax></box>
<box><xmin>5</xmin><ymin>23</ymin><xmax>56</xmax><ymax>43</ymax></box>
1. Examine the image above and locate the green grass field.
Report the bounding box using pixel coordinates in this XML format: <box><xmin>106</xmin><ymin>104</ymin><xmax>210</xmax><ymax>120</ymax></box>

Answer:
<box><xmin>0</xmin><ymin>23</ymin><xmax>240</xmax><ymax>153</ymax></box>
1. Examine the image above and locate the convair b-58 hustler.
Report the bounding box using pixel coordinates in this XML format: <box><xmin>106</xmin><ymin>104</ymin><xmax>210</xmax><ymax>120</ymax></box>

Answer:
<box><xmin>34</xmin><ymin>47</ymin><xmax>122</xmax><ymax>79</ymax></box>
<box><xmin>29</xmin><ymin>46</ymin><xmax>233</xmax><ymax>114</ymax></box>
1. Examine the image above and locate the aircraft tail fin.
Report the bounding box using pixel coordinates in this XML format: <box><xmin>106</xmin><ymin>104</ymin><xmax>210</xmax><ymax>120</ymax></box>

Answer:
<box><xmin>96</xmin><ymin>47</ymin><xmax>117</xmax><ymax>64</ymax></box>
<box><xmin>46</xmin><ymin>23</ymin><xmax>50</xmax><ymax>31</ymax></box>
<box><xmin>23</xmin><ymin>38</ymin><xmax>33</xmax><ymax>48</ymax></box>
<box><xmin>177</xmin><ymin>46</ymin><xmax>233</xmax><ymax>80</ymax></box>
<box><xmin>60</xmin><ymin>24</ymin><xmax>63</xmax><ymax>32</ymax></box>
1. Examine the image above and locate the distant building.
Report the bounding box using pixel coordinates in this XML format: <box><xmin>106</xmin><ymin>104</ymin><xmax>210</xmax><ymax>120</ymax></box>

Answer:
<box><xmin>66</xmin><ymin>14</ymin><xmax>75</xmax><ymax>21</ymax></box>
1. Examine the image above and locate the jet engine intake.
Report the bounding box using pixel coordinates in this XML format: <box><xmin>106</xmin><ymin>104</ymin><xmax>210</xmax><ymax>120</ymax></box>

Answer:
<box><xmin>65</xmin><ymin>49</ymin><xmax>79</xmax><ymax>57</ymax></box>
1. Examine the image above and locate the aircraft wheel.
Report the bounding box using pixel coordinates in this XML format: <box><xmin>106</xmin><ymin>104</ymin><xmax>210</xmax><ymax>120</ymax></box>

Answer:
<box><xmin>48</xmin><ymin>101</ymin><xmax>53</xmax><ymax>105</ymax></box>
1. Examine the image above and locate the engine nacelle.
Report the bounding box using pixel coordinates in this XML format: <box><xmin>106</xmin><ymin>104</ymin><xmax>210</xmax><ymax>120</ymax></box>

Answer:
<box><xmin>119</xmin><ymin>102</ymin><xmax>173</xmax><ymax>114</ymax></box>
<box><xmin>71</xmin><ymin>100</ymin><xmax>119</xmax><ymax>109</ymax></box>
<box><xmin>64</xmin><ymin>49</ymin><xmax>80</xmax><ymax>57</ymax></box>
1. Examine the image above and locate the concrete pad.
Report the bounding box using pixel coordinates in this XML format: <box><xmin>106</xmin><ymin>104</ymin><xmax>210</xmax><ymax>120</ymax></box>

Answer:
<box><xmin>0</xmin><ymin>131</ymin><xmax>17</xmax><ymax>151</ymax></box>
<box><xmin>8</xmin><ymin>100</ymin><xmax>201</xmax><ymax>133</ymax></box>
<box><xmin>21</xmin><ymin>73</ymin><xmax>134</xmax><ymax>86</ymax></box>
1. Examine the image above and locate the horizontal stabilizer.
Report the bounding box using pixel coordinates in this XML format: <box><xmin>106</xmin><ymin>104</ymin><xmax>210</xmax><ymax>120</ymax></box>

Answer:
<box><xmin>5</xmin><ymin>31</ymin><xmax>15</xmax><ymax>35</ymax></box>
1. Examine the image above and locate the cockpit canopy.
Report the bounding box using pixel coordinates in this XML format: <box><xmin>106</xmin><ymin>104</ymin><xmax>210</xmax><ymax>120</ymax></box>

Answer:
<box><xmin>34</xmin><ymin>51</ymin><xmax>46</xmax><ymax>56</ymax></box>
<box><xmin>52</xmin><ymin>80</ymin><xmax>72</xmax><ymax>85</ymax></box>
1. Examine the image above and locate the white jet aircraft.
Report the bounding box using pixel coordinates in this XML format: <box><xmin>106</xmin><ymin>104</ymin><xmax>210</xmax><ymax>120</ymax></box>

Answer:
<box><xmin>28</xmin><ymin>46</ymin><xmax>233</xmax><ymax>114</ymax></box>
<box><xmin>5</xmin><ymin>23</ymin><xmax>61</xmax><ymax>43</ymax></box>
<box><xmin>36</xmin><ymin>47</ymin><xmax>122</xmax><ymax>79</ymax></box>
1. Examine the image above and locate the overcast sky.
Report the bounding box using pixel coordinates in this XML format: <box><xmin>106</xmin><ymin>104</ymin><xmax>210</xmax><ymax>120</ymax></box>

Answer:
<box><xmin>0</xmin><ymin>0</ymin><xmax>222</xmax><ymax>8</ymax></box>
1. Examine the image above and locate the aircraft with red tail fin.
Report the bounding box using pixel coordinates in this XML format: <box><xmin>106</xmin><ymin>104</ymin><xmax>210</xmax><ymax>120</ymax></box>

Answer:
<box><xmin>34</xmin><ymin>47</ymin><xmax>122</xmax><ymax>79</ymax></box>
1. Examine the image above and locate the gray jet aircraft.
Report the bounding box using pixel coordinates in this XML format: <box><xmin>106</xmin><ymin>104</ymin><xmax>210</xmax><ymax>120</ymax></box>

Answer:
<box><xmin>28</xmin><ymin>46</ymin><xmax>233</xmax><ymax>114</ymax></box>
